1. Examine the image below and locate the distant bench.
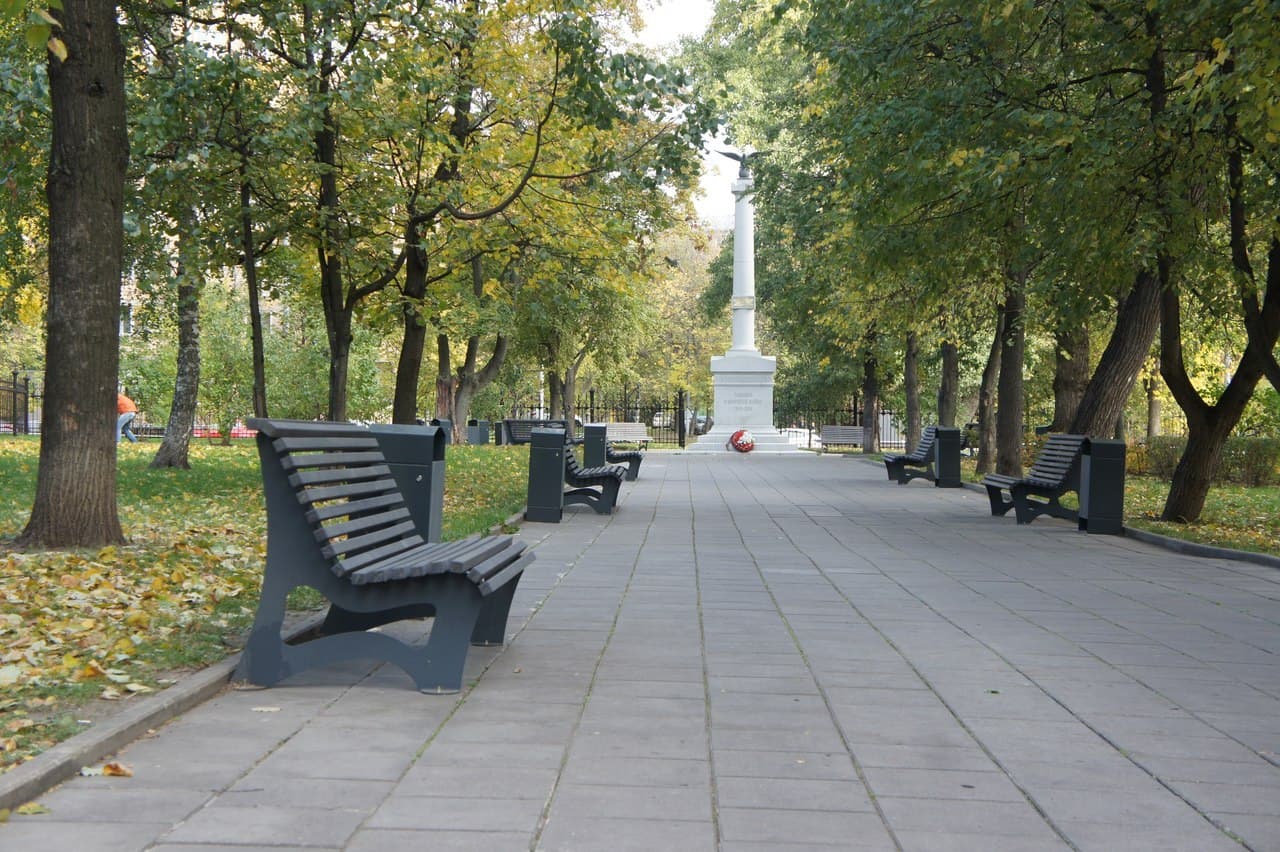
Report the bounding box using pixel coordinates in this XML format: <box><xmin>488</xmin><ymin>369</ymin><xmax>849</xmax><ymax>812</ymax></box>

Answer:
<box><xmin>819</xmin><ymin>425</ymin><xmax>861</xmax><ymax>451</ymax></box>
<box><xmin>883</xmin><ymin>426</ymin><xmax>938</xmax><ymax>484</ymax></box>
<box><xmin>982</xmin><ymin>433</ymin><xmax>1087</xmax><ymax>525</ymax></box>
<box><xmin>605</xmin><ymin>422</ymin><xmax>652</xmax><ymax>445</ymax></box>
<box><xmin>236</xmin><ymin>418</ymin><xmax>533</xmax><ymax>694</ymax></box>
<box><xmin>500</xmin><ymin>419</ymin><xmax>570</xmax><ymax>445</ymax></box>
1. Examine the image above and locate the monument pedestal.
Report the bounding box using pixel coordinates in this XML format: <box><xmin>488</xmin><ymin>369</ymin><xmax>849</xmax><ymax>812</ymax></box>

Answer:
<box><xmin>686</xmin><ymin>350</ymin><xmax>798</xmax><ymax>453</ymax></box>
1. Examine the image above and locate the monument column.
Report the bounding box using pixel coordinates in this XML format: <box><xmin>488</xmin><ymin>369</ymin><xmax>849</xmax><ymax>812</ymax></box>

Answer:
<box><xmin>687</xmin><ymin>152</ymin><xmax>797</xmax><ymax>453</ymax></box>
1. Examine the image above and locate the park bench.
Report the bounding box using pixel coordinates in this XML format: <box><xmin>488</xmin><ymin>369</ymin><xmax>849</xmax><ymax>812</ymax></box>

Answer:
<box><xmin>605</xmin><ymin>421</ymin><xmax>652</xmax><ymax>446</ymax></box>
<box><xmin>820</xmin><ymin>424</ymin><xmax>861</xmax><ymax>451</ymax></box>
<box><xmin>605</xmin><ymin>445</ymin><xmax>643</xmax><ymax>480</ymax></box>
<box><xmin>982</xmin><ymin>433</ymin><xmax>1088</xmax><ymax>525</ymax></box>
<box><xmin>564</xmin><ymin>445</ymin><xmax>626</xmax><ymax>514</ymax></box>
<box><xmin>500</xmin><ymin>418</ymin><xmax>570</xmax><ymax>445</ymax></box>
<box><xmin>883</xmin><ymin>425</ymin><xmax>939</xmax><ymax>484</ymax></box>
<box><xmin>235</xmin><ymin>418</ymin><xmax>533</xmax><ymax>693</ymax></box>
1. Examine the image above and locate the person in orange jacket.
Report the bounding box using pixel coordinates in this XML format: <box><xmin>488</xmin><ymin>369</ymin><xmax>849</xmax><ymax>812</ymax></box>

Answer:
<box><xmin>117</xmin><ymin>392</ymin><xmax>139</xmax><ymax>442</ymax></box>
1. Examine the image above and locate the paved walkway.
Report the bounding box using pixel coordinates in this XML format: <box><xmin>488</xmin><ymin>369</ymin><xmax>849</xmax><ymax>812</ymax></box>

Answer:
<box><xmin>3</xmin><ymin>454</ymin><xmax>1279</xmax><ymax>851</ymax></box>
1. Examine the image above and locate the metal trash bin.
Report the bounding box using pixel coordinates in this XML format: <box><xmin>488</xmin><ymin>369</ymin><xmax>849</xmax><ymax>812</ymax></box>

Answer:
<box><xmin>933</xmin><ymin>426</ymin><xmax>962</xmax><ymax>488</ymax></box>
<box><xmin>368</xmin><ymin>423</ymin><xmax>447</xmax><ymax>543</ymax></box>
<box><xmin>429</xmin><ymin>418</ymin><xmax>453</xmax><ymax>445</ymax></box>
<box><xmin>466</xmin><ymin>418</ymin><xmax>491</xmax><ymax>445</ymax></box>
<box><xmin>1079</xmin><ymin>438</ymin><xmax>1126</xmax><ymax>535</ymax></box>
<box><xmin>525</xmin><ymin>427</ymin><xmax>567</xmax><ymax>523</ymax></box>
<box><xmin>582</xmin><ymin>423</ymin><xmax>607</xmax><ymax>468</ymax></box>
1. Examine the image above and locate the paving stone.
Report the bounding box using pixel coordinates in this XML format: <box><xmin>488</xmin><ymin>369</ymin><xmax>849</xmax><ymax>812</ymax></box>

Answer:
<box><xmin>161</xmin><ymin>802</ymin><xmax>368</xmax><ymax>847</ymax></box>
<box><xmin>536</xmin><ymin>815</ymin><xmax>715</xmax><ymax>851</ymax></box>
<box><xmin>717</xmin><ymin>806</ymin><xmax>890</xmax><ymax>845</ymax></box>
<box><xmin>364</xmin><ymin>794</ymin><xmax>545</xmax><ymax>832</ymax></box>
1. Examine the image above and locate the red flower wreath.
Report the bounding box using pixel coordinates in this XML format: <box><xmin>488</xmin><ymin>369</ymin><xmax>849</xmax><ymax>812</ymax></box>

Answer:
<box><xmin>729</xmin><ymin>429</ymin><xmax>755</xmax><ymax>453</ymax></box>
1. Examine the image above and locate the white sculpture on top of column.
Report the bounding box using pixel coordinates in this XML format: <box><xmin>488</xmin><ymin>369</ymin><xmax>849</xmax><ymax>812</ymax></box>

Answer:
<box><xmin>686</xmin><ymin>148</ymin><xmax>798</xmax><ymax>453</ymax></box>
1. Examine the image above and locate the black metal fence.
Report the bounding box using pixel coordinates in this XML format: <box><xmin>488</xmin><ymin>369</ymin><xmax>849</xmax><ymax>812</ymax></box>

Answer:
<box><xmin>775</xmin><ymin>406</ymin><xmax>907</xmax><ymax>450</ymax></box>
<box><xmin>1</xmin><ymin>372</ymin><xmax>35</xmax><ymax>435</ymax></box>
<box><xmin>490</xmin><ymin>390</ymin><xmax>701</xmax><ymax>447</ymax></box>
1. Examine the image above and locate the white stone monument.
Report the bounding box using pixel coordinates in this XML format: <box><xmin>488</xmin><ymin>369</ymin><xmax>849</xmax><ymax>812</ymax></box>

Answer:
<box><xmin>687</xmin><ymin>152</ymin><xmax>797</xmax><ymax>453</ymax></box>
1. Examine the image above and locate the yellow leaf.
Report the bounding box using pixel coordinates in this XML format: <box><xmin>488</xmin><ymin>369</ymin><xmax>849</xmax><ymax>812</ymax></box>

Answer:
<box><xmin>15</xmin><ymin>803</ymin><xmax>50</xmax><ymax>816</ymax></box>
<box><xmin>103</xmin><ymin>761</ymin><xmax>133</xmax><ymax>777</ymax></box>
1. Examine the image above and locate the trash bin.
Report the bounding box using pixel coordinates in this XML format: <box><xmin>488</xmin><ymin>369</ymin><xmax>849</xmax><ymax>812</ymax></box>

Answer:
<box><xmin>525</xmin><ymin>427</ymin><xmax>567</xmax><ymax>523</ymax></box>
<box><xmin>1079</xmin><ymin>438</ymin><xmax>1126</xmax><ymax>535</ymax></box>
<box><xmin>933</xmin><ymin>426</ymin><xmax>962</xmax><ymax>488</ymax></box>
<box><xmin>429</xmin><ymin>418</ymin><xmax>453</xmax><ymax>445</ymax></box>
<box><xmin>582</xmin><ymin>423</ymin><xmax>607</xmax><ymax>468</ymax></box>
<box><xmin>466</xmin><ymin>418</ymin><xmax>491</xmax><ymax>446</ymax></box>
<box><xmin>368</xmin><ymin>423</ymin><xmax>447</xmax><ymax>543</ymax></box>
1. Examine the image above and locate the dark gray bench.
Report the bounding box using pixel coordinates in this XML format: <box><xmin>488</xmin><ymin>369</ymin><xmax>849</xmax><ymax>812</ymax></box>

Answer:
<box><xmin>235</xmin><ymin>418</ymin><xmax>533</xmax><ymax>693</ymax></box>
<box><xmin>605</xmin><ymin>445</ymin><xmax>642</xmax><ymax>480</ymax></box>
<box><xmin>501</xmin><ymin>418</ymin><xmax>569</xmax><ymax>445</ymax></box>
<box><xmin>982</xmin><ymin>433</ymin><xmax>1087</xmax><ymax>525</ymax></box>
<box><xmin>883</xmin><ymin>425</ymin><xmax>938</xmax><ymax>484</ymax></box>
<box><xmin>564</xmin><ymin>447</ymin><xmax>625</xmax><ymax>514</ymax></box>
<box><xmin>820</xmin><ymin>424</ymin><xmax>860</xmax><ymax>451</ymax></box>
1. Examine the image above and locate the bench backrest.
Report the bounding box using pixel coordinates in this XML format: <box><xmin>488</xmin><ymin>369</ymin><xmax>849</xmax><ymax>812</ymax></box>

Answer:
<box><xmin>913</xmin><ymin>425</ymin><xmax>938</xmax><ymax>456</ymax></box>
<box><xmin>504</xmin><ymin>419</ymin><xmax>569</xmax><ymax>444</ymax></box>
<box><xmin>1026</xmin><ymin>433</ymin><xmax>1087</xmax><ymax>486</ymax></box>
<box><xmin>605</xmin><ymin>422</ymin><xmax>649</xmax><ymax>441</ymax></box>
<box><xmin>250</xmin><ymin>419</ymin><xmax>425</xmax><ymax>581</ymax></box>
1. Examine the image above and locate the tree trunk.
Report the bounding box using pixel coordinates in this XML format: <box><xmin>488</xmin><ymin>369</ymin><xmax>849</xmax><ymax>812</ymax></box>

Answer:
<box><xmin>151</xmin><ymin>221</ymin><xmax>201</xmax><ymax>470</ymax></box>
<box><xmin>975</xmin><ymin>306</ymin><xmax>1004</xmax><ymax>476</ymax></box>
<box><xmin>995</xmin><ymin>287</ymin><xmax>1025</xmax><ymax>477</ymax></box>
<box><xmin>241</xmin><ymin>160</ymin><xmax>268</xmax><ymax>418</ymax></box>
<box><xmin>20</xmin><ymin>1</ymin><xmax>128</xmax><ymax>548</ymax></box>
<box><xmin>1050</xmin><ymin>318</ymin><xmax>1090</xmax><ymax>432</ymax></box>
<box><xmin>937</xmin><ymin>341</ymin><xmax>958</xmax><ymax>427</ymax></box>
<box><xmin>1068</xmin><ymin>267</ymin><xmax>1162</xmax><ymax>437</ymax></box>
<box><xmin>860</xmin><ymin>347</ymin><xmax>880</xmax><ymax>454</ymax></box>
<box><xmin>314</xmin><ymin>88</ymin><xmax>351</xmax><ymax>422</ymax></box>
<box><xmin>1145</xmin><ymin>376</ymin><xmax>1161</xmax><ymax>438</ymax></box>
<box><xmin>1160</xmin><ymin>272</ymin><xmax>1272</xmax><ymax>522</ymax></box>
<box><xmin>434</xmin><ymin>333</ymin><xmax>455</xmax><ymax>425</ymax></box>
<box><xmin>903</xmin><ymin>331</ymin><xmax>920</xmax><ymax>452</ymax></box>
<box><xmin>548</xmin><ymin>372</ymin><xmax>565</xmax><ymax>421</ymax></box>
<box><xmin>450</xmin><ymin>333</ymin><xmax>509</xmax><ymax>443</ymax></box>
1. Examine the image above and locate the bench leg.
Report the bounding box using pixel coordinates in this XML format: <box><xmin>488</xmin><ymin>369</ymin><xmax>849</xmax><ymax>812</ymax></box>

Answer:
<box><xmin>985</xmin><ymin>484</ymin><xmax>1015</xmax><ymax>517</ymax></box>
<box><xmin>884</xmin><ymin>458</ymin><xmax>902</xmax><ymax>481</ymax></box>
<box><xmin>471</xmin><ymin>572</ymin><xmax>523</xmax><ymax>646</ymax></box>
<box><xmin>318</xmin><ymin>602</ymin><xmax>436</xmax><ymax>634</ymax></box>
<box><xmin>235</xmin><ymin>571</ymin><xmax>294</xmax><ymax>687</ymax></box>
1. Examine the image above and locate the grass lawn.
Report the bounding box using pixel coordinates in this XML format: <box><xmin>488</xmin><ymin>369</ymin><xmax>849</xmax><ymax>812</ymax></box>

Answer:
<box><xmin>0</xmin><ymin>437</ymin><xmax>529</xmax><ymax>773</ymax></box>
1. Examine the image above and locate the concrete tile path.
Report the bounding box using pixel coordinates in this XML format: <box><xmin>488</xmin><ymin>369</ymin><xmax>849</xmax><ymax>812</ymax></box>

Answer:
<box><xmin>3</xmin><ymin>453</ymin><xmax>1278</xmax><ymax>851</ymax></box>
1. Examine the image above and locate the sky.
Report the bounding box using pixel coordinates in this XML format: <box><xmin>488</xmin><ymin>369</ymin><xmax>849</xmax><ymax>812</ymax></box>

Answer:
<box><xmin>634</xmin><ymin>0</ymin><xmax>736</xmax><ymax>229</ymax></box>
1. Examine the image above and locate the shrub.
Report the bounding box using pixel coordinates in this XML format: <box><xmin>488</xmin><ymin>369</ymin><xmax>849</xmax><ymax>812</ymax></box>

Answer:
<box><xmin>1146</xmin><ymin>435</ymin><xmax>1186</xmax><ymax>480</ymax></box>
<box><xmin>1126</xmin><ymin>441</ymin><xmax>1149</xmax><ymax>476</ymax></box>
<box><xmin>1233</xmin><ymin>437</ymin><xmax>1280</xmax><ymax>487</ymax></box>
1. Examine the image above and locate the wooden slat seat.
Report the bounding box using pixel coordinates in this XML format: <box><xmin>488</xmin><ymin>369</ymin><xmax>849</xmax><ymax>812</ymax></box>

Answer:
<box><xmin>883</xmin><ymin>425</ymin><xmax>939</xmax><ymax>484</ymax></box>
<box><xmin>982</xmin><ymin>433</ymin><xmax>1088</xmax><ymax>525</ymax></box>
<box><xmin>234</xmin><ymin>418</ymin><xmax>533</xmax><ymax>694</ymax></box>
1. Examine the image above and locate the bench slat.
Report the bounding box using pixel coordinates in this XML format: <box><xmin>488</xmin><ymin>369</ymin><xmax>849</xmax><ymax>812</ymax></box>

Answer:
<box><xmin>307</xmin><ymin>492</ymin><xmax>404</xmax><ymax>523</ymax></box>
<box><xmin>329</xmin><ymin>534</ymin><xmax>429</xmax><ymax>577</ymax></box>
<box><xmin>289</xmin><ymin>464</ymin><xmax>394</xmax><ymax>489</ymax></box>
<box><xmin>278</xmin><ymin>450</ymin><xmax>388</xmax><ymax>471</ymax></box>
<box><xmin>297</xmin><ymin>477</ymin><xmax>401</xmax><ymax>506</ymax></box>
<box><xmin>272</xmin><ymin>435</ymin><xmax>381</xmax><ymax>453</ymax></box>
<box><xmin>320</xmin><ymin>519</ymin><xmax>419</xmax><ymax>559</ymax></box>
<box><xmin>312</xmin><ymin>506</ymin><xmax>413</xmax><ymax>543</ymax></box>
